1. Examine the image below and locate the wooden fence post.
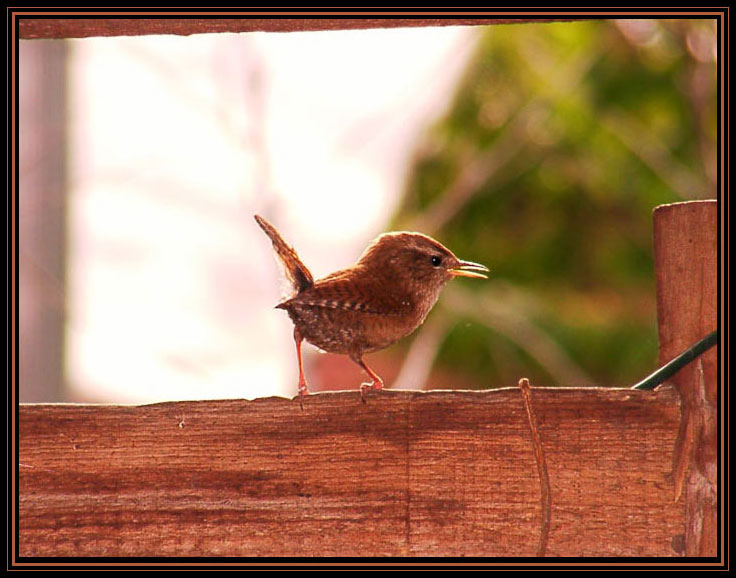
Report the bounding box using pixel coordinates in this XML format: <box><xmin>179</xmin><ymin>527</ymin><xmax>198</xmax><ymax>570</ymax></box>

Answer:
<box><xmin>653</xmin><ymin>200</ymin><xmax>718</xmax><ymax>557</ymax></box>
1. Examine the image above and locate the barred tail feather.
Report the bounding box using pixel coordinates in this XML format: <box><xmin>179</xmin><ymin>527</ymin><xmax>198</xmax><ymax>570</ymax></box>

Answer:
<box><xmin>254</xmin><ymin>214</ymin><xmax>314</xmax><ymax>294</ymax></box>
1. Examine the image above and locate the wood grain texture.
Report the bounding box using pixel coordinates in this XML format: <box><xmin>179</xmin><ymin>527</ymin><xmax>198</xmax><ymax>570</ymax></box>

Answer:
<box><xmin>19</xmin><ymin>388</ymin><xmax>683</xmax><ymax>557</ymax></box>
<box><xmin>653</xmin><ymin>201</ymin><xmax>718</xmax><ymax>557</ymax></box>
<box><xmin>654</xmin><ymin>201</ymin><xmax>717</xmax><ymax>374</ymax></box>
<box><xmin>16</xmin><ymin>17</ymin><xmax>564</xmax><ymax>40</ymax></box>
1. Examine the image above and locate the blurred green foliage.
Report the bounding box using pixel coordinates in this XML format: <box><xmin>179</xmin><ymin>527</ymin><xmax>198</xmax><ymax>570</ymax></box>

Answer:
<box><xmin>393</xmin><ymin>19</ymin><xmax>717</xmax><ymax>388</ymax></box>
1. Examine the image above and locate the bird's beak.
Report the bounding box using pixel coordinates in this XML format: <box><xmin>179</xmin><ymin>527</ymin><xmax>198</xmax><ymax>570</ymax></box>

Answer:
<box><xmin>449</xmin><ymin>259</ymin><xmax>489</xmax><ymax>279</ymax></box>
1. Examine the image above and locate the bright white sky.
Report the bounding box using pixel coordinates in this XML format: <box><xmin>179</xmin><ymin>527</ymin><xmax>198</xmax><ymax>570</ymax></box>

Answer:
<box><xmin>66</xmin><ymin>26</ymin><xmax>479</xmax><ymax>402</ymax></box>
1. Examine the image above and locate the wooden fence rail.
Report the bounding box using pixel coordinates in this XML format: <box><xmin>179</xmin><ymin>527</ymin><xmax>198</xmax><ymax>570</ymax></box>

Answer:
<box><xmin>17</xmin><ymin>17</ymin><xmax>566</xmax><ymax>40</ymax></box>
<box><xmin>19</xmin><ymin>387</ymin><xmax>683</xmax><ymax>557</ymax></box>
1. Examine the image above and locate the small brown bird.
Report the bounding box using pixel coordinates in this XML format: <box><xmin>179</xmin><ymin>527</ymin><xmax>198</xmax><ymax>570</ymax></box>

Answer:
<box><xmin>255</xmin><ymin>214</ymin><xmax>488</xmax><ymax>396</ymax></box>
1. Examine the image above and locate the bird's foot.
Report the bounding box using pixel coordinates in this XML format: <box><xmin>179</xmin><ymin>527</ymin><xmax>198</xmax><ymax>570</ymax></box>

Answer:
<box><xmin>359</xmin><ymin>380</ymin><xmax>383</xmax><ymax>403</ymax></box>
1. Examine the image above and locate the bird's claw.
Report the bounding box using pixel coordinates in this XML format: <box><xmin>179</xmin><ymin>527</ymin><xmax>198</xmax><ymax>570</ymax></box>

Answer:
<box><xmin>359</xmin><ymin>381</ymin><xmax>383</xmax><ymax>403</ymax></box>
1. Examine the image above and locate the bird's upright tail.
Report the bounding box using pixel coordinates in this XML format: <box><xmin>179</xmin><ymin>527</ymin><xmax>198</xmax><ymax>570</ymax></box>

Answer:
<box><xmin>254</xmin><ymin>214</ymin><xmax>314</xmax><ymax>294</ymax></box>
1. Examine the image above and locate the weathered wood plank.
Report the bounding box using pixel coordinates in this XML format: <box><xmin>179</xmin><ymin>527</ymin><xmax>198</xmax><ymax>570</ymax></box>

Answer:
<box><xmin>16</xmin><ymin>17</ymin><xmax>564</xmax><ymax>40</ymax></box>
<box><xmin>19</xmin><ymin>388</ymin><xmax>683</xmax><ymax>557</ymax></box>
<box><xmin>653</xmin><ymin>200</ymin><xmax>718</xmax><ymax>557</ymax></box>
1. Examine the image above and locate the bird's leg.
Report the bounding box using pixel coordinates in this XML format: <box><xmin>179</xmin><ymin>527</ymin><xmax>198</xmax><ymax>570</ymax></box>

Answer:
<box><xmin>353</xmin><ymin>355</ymin><xmax>384</xmax><ymax>400</ymax></box>
<box><xmin>294</xmin><ymin>327</ymin><xmax>310</xmax><ymax>396</ymax></box>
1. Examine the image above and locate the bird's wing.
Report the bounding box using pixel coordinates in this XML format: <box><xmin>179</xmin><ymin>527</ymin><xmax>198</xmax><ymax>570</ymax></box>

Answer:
<box><xmin>281</xmin><ymin>272</ymin><xmax>413</xmax><ymax>317</ymax></box>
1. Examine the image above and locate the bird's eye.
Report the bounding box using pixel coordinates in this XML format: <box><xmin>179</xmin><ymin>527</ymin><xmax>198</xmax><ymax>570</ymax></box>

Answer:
<box><xmin>430</xmin><ymin>255</ymin><xmax>442</xmax><ymax>267</ymax></box>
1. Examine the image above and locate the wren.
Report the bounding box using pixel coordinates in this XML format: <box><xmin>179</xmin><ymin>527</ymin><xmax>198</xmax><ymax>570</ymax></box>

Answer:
<box><xmin>255</xmin><ymin>214</ymin><xmax>488</xmax><ymax>396</ymax></box>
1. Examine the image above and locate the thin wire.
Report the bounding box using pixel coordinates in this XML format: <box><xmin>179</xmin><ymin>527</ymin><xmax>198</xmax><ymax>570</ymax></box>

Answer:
<box><xmin>630</xmin><ymin>331</ymin><xmax>718</xmax><ymax>390</ymax></box>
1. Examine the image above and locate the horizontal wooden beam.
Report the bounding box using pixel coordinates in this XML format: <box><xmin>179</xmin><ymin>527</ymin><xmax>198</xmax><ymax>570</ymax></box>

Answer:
<box><xmin>18</xmin><ymin>387</ymin><xmax>683</xmax><ymax>557</ymax></box>
<box><xmin>17</xmin><ymin>17</ymin><xmax>569</xmax><ymax>40</ymax></box>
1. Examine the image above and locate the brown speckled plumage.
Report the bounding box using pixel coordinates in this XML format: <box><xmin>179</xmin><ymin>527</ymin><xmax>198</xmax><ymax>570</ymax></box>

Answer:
<box><xmin>255</xmin><ymin>214</ymin><xmax>488</xmax><ymax>396</ymax></box>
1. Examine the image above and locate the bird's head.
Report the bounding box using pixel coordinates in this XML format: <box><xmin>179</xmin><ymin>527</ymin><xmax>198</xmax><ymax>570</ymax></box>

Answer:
<box><xmin>357</xmin><ymin>232</ymin><xmax>488</xmax><ymax>298</ymax></box>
